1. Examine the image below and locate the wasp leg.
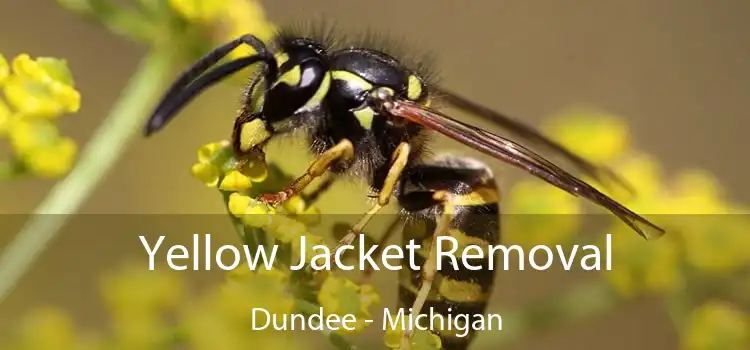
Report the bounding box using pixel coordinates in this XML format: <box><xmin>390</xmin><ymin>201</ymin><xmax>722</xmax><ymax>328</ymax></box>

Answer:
<box><xmin>401</xmin><ymin>192</ymin><xmax>454</xmax><ymax>350</ymax></box>
<box><xmin>301</xmin><ymin>173</ymin><xmax>339</xmax><ymax>208</ymax></box>
<box><xmin>359</xmin><ymin>216</ymin><xmax>402</xmax><ymax>284</ymax></box>
<box><xmin>331</xmin><ymin>142</ymin><xmax>411</xmax><ymax>251</ymax></box>
<box><xmin>397</xmin><ymin>156</ymin><xmax>500</xmax><ymax>350</ymax></box>
<box><xmin>258</xmin><ymin>139</ymin><xmax>354</xmax><ymax>206</ymax></box>
<box><xmin>399</xmin><ymin>191</ymin><xmax>454</xmax><ymax>350</ymax></box>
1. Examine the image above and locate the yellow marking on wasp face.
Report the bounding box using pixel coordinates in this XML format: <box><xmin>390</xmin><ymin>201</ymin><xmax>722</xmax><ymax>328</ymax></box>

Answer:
<box><xmin>331</xmin><ymin>70</ymin><xmax>373</xmax><ymax>90</ymax></box>
<box><xmin>407</xmin><ymin>75</ymin><xmax>423</xmax><ymax>100</ymax></box>
<box><xmin>274</xmin><ymin>52</ymin><xmax>289</xmax><ymax>67</ymax></box>
<box><xmin>239</xmin><ymin>119</ymin><xmax>270</xmax><ymax>151</ymax></box>
<box><xmin>301</xmin><ymin>73</ymin><xmax>330</xmax><ymax>109</ymax></box>
<box><xmin>437</xmin><ymin>279</ymin><xmax>488</xmax><ymax>303</ymax></box>
<box><xmin>273</xmin><ymin>65</ymin><xmax>301</xmax><ymax>88</ymax></box>
<box><xmin>450</xmin><ymin>187</ymin><xmax>500</xmax><ymax>206</ymax></box>
<box><xmin>353</xmin><ymin>107</ymin><xmax>375</xmax><ymax>129</ymax></box>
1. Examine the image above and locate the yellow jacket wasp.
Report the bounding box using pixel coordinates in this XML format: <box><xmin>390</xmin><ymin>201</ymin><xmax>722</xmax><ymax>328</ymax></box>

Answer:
<box><xmin>144</xmin><ymin>25</ymin><xmax>665</xmax><ymax>350</ymax></box>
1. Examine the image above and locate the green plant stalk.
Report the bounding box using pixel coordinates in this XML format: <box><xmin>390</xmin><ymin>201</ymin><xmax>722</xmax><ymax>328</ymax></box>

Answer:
<box><xmin>0</xmin><ymin>49</ymin><xmax>174</xmax><ymax>303</ymax></box>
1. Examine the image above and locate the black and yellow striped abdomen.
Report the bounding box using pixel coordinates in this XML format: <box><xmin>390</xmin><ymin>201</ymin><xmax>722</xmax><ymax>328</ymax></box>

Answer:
<box><xmin>397</xmin><ymin>156</ymin><xmax>500</xmax><ymax>350</ymax></box>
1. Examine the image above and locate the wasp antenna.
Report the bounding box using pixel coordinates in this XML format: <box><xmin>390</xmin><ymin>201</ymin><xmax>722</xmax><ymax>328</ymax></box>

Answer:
<box><xmin>145</xmin><ymin>56</ymin><xmax>273</xmax><ymax>136</ymax></box>
<box><xmin>144</xmin><ymin>34</ymin><xmax>277</xmax><ymax>136</ymax></box>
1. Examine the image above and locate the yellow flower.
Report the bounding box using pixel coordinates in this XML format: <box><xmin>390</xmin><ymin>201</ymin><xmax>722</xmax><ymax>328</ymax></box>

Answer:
<box><xmin>680</xmin><ymin>214</ymin><xmax>750</xmax><ymax>274</ymax></box>
<box><xmin>219</xmin><ymin>170</ymin><xmax>253</xmax><ymax>191</ymax></box>
<box><xmin>607</xmin><ymin>153</ymin><xmax>665</xmax><ymax>206</ymax></box>
<box><xmin>168</xmin><ymin>0</ymin><xmax>227</xmax><ymax>23</ymax></box>
<box><xmin>167</xmin><ymin>0</ymin><xmax>277</xmax><ymax>60</ymax></box>
<box><xmin>7</xmin><ymin>118</ymin><xmax>78</xmax><ymax>177</ymax></box>
<box><xmin>269</xmin><ymin>215</ymin><xmax>309</xmax><ymax>243</ymax></box>
<box><xmin>18</xmin><ymin>308</ymin><xmax>77</xmax><ymax>349</ymax></box>
<box><xmin>4</xmin><ymin>54</ymin><xmax>80</xmax><ymax>118</ymax></box>
<box><xmin>7</xmin><ymin>115</ymin><xmax>57</xmax><ymax>154</ymax></box>
<box><xmin>603</xmin><ymin>228</ymin><xmax>682</xmax><ymax>297</ymax></box>
<box><xmin>191</xmin><ymin>162</ymin><xmax>220</xmax><ymax>187</ymax></box>
<box><xmin>0</xmin><ymin>53</ymin><xmax>80</xmax><ymax>180</ymax></box>
<box><xmin>683</xmin><ymin>301</ymin><xmax>749</xmax><ymax>350</ymax></box>
<box><xmin>197</xmin><ymin>141</ymin><xmax>226</xmax><ymax>163</ymax></box>
<box><xmin>191</xmin><ymin>141</ymin><xmax>229</xmax><ymax>187</ymax></box>
<box><xmin>227</xmin><ymin>192</ymin><xmax>277</xmax><ymax>228</ymax></box>
<box><xmin>24</xmin><ymin>137</ymin><xmax>77</xmax><ymax>178</ymax></box>
<box><xmin>100</xmin><ymin>265</ymin><xmax>183</xmax><ymax>348</ymax></box>
<box><xmin>283</xmin><ymin>195</ymin><xmax>307</xmax><ymax>214</ymax></box>
<box><xmin>226</xmin><ymin>192</ymin><xmax>317</xmax><ymax>244</ymax></box>
<box><xmin>667</xmin><ymin>170</ymin><xmax>728</xmax><ymax>214</ymax></box>
<box><xmin>227</xmin><ymin>192</ymin><xmax>252</xmax><ymax>216</ymax></box>
<box><xmin>283</xmin><ymin>195</ymin><xmax>322</xmax><ymax>226</ymax></box>
<box><xmin>220</xmin><ymin>0</ymin><xmax>277</xmax><ymax>60</ymax></box>
<box><xmin>0</xmin><ymin>53</ymin><xmax>8</xmax><ymax>84</ymax></box>
<box><xmin>101</xmin><ymin>265</ymin><xmax>183</xmax><ymax>316</ymax></box>
<box><xmin>190</xmin><ymin>140</ymin><xmax>268</xmax><ymax>188</ymax></box>
<box><xmin>183</xmin><ymin>268</ymin><xmax>298</xmax><ymax>350</ymax></box>
<box><xmin>384</xmin><ymin>327</ymin><xmax>443</xmax><ymax>350</ymax></box>
<box><xmin>626</xmin><ymin>169</ymin><xmax>750</xmax><ymax>274</ymax></box>
<box><xmin>318</xmin><ymin>275</ymin><xmax>380</xmax><ymax>334</ymax></box>
<box><xmin>0</xmin><ymin>98</ymin><xmax>11</xmax><ymax>135</ymax></box>
<box><xmin>543</xmin><ymin>108</ymin><xmax>630</xmax><ymax>164</ymax></box>
<box><xmin>222</xmin><ymin>268</ymin><xmax>294</xmax><ymax>317</ymax></box>
<box><xmin>504</xmin><ymin>180</ymin><xmax>582</xmax><ymax>247</ymax></box>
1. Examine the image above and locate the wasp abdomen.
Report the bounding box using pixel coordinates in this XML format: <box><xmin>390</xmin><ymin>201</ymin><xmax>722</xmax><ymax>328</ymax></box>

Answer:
<box><xmin>398</xmin><ymin>156</ymin><xmax>500</xmax><ymax>349</ymax></box>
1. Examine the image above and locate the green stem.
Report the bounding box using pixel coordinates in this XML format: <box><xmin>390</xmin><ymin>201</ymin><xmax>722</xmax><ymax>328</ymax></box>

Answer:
<box><xmin>0</xmin><ymin>49</ymin><xmax>174</xmax><ymax>303</ymax></box>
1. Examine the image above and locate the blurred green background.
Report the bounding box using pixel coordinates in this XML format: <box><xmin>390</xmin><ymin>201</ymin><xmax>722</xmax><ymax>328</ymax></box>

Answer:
<box><xmin>1</xmin><ymin>0</ymin><xmax>749</xmax><ymax>349</ymax></box>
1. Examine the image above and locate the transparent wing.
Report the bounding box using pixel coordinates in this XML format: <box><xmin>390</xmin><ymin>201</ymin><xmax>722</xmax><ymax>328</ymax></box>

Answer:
<box><xmin>435</xmin><ymin>88</ymin><xmax>634</xmax><ymax>195</ymax></box>
<box><xmin>385</xmin><ymin>98</ymin><xmax>665</xmax><ymax>239</ymax></box>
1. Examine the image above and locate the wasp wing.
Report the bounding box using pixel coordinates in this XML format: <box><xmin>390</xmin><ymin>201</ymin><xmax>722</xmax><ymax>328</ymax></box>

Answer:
<box><xmin>385</xmin><ymin>99</ymin><xmax>665</xmax><ymax>239</ymax></box>
<box><xmin>434</xmin><ymin>88</ymin><xmax>634</xmax><ymax>195</ymax></box>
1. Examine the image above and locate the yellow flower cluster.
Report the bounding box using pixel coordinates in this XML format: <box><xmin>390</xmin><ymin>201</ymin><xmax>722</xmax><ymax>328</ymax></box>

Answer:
<box><xmin>168</xmin><ymin>0</ymin><xmax>277</xmax><ymax>59</ymax></box>
<box><xmin>504</xmin><ymin>179</ymin><xmax>583</xmax><ymax>248</ymax></box>
<box><xmin>190</xmin><ymin>140</ymin><xmax>268</xmax><ymax>190</ymax></box>
<box><xmin>604</xmin><ymin>226</ymin><xmax>683</xmax><ymax>297</ymax></box>
<box><xmin>0</xmin><ymin>53</ymin><xmax>80</xmax><ymax>178</ymax></box>
<box><xmin>182</xmin><ymin>267</ymin><xmax>300</xmax><ymax>350</ymax></box>
<box><xmin>191</xmin><ymin>140</ymin><xmax>381</xmax><ymax>341</ymax></box>
<box><xmin>683</xmin><ymin>301</ymin><xmax>749</xmax><ymax>350</ymax></box>
<box><xmin>2</xmin><ymin>263</ymin><xmax>308</xmax><ymax>350</ymax></box>
<box><xmin>100</xmin><ymin>264</ymin><xmax>183</xmax><ymax>348</ymax></box>
<box><xmin>317</xmin><ymin>275</ymin><xmax>381</xmax><ymax>334</ymax></box>
<box><xmin>532</xmin><ymin>109</ymin><xmax>750</xmax><ymax>296</ymax></box>
<box><xmin>539</xmin><ymin>109</ymin><xmax>750</xmax><ymax>349</ymax></box>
